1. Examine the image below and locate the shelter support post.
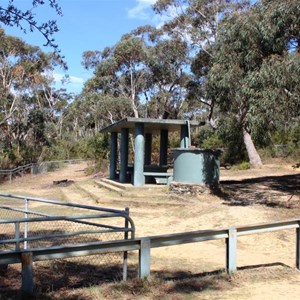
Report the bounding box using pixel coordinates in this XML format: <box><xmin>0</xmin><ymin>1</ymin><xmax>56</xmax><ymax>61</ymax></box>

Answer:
<box><xmin>145</xmin><ymin>133</ymin><xmax>152</xmax><ymax>166</ymax></box>
<box><xmin>226</xmin><ymin>228</ymin><xmax>237</xmax><ymax>274</ymax></box>
<box><xmin>109</xmin><ymin>132</ymin><xmax>118</xmax><ymax>180</ymax></box>
<box><xmin>133</xmin><ymin>123</ymin><xmax>145</xmax><ymax>186</ymax></box>
<box><xmin>120</xmin><ymin>128</ymin><xmax>129</xmax><ymax>183</ymax></box>
<box><xmin>180</xmin><ymin>123</ymin><xmax>190</xmax><ymax>148</ymax></box>
<box><xmin>139</xmin><ymin>237</ymin><xmax>151</xmax><ymax>279</ymax></box>
<box><xmin>159</xmin><ymin>129</ymin><xmax>168</xmax><ymax>166</ymax></box>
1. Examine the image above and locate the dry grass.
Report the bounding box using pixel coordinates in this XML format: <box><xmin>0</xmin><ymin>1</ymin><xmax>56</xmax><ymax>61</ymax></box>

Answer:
<box><xmin>1</xmin><ymin>161</ymin><xmax>300</xmax><ymax>299</ymax></box>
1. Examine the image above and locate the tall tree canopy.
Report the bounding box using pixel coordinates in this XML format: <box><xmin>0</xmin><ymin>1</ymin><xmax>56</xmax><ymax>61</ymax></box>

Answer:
<box><xmin>81</xmin><ymin>28</ymin><xmax>193</xmax><ymax>121</ymax></box>
<box><xmin>153</xmin><ymin>0</ymin><xmax>250</xmax><ymax>125</ymax></box>
<box><xmin>206</xmin><ymin>0</ymin><xmax>300</xmax><ymax>166</ymax></box>
<box><xmin>0</xmin><ymin>28</ymin><xmax>69</xmax><ymax>167</ymax></box>
<box><xmin>82</xmin><ymin>35</ymin><xmax>148</xmax><ymax>118</ymax></box>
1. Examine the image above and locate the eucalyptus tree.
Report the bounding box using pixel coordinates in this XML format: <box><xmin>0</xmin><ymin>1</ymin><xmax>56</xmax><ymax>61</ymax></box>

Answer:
<box><xmin>146</xmin><ymin>37</ymin><xmax>191</xmax><ymax>119</ymax></box>
<box><xmin>0</xmin><ymin>29</ymin><xmax>51</xmax><ymax>126</ymax></box>
<box><xmin>82</xmin><ymin>35</ymin><xmax>148</xmax><ymax>118</ymax></box>
<box><xmin>206</xmin><ymin>0</ymin><xmax>300</xmax><ymax>166</ymax></box>
<box><xmin>68</xmin><ymin>93</ymin><xmax>132</xmax><ymax>139</ymax></box>
<box><xmin>153</xmin><ymin>0</ymin><xmax>250</xmax><ymax>125</ymax></box>
<box><xmin>0</xmin><ymin>28</ymin><xmax>66</xmax><ymax>164</ymax></box>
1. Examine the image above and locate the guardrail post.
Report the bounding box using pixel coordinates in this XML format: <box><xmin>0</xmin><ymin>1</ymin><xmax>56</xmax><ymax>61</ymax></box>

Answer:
<box><xmin>24</xmin><ymin>198</ymin><xmax>29</xmax><ymax>249</ymax></box>
<box><xmin>139</xmin><ymin>238</ymin><xmax>151</xmax><ymax>279</ymax></box>
<box><xmin>297</xmin><ymin>226</ymin><xmax>300</xmax><ymax>270</ymax></box>
<box><xmin>226</xmin><ymin>228</ymin><xmax>237</xmax><ymax>274</ymax></box>
<box><xmin>15</xmin><ymin>222</ymin><xmax>20</xmax><ymax>251</ymax></box>
<box><xmin>123</xmin><ymin>207</ymin><xmax>129</xmax><ymax>281</ymax></box>
<box><xmin>21</xmin><ymin>252</ymin><xmax>34</xmax><ymax>295</ymax></box>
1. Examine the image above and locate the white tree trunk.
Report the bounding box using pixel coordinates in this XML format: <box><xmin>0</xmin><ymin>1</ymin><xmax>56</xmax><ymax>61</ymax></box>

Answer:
<box><xmin>243</xmin><ymin>128</ymin><xmax>263</xmax><ymax>167</ymax></box>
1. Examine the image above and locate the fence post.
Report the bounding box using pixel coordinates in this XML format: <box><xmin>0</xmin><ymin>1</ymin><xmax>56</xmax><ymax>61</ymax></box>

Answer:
<box><xmin>123</xmin><ymin>207</ymin><xmax>129</xmax><ymax>281</ymax></box>
<box><xmin>297</xmin><ymin>226</ymin><xmax>300</xmax><ymax>270</ymax></box>
<box><xmin>15</xmin><ymin>222</ymin><xmax>20</xmax><ymax>251</ymax></box>
<box><xmin>226</xmin><ymin>228</ymin><xmax>237</xmax><ymax>274</ymax></box>
<box><xmin>139</xmin><ymin>237</ymin><xmax>151</xmax><ymax>279</ymax></box>
<box><xmin>21</xmin><ymin>252</ymin><xmax>34</xmax><ymax>295</ymax></box>
<box><xmin>24</xmin><ymin>198</ymin><xmax>29</xmax><ymax>249</ymax></box>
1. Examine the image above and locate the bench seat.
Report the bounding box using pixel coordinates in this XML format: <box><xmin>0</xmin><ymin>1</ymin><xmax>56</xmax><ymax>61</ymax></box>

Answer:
<box><xmin>143</xmin><ymin>172</ymin><xmax>173</xmax><ymax>185</ymax></box>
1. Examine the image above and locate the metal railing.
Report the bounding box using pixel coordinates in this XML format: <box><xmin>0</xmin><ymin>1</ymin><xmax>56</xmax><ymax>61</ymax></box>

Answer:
<box><xmin>0</xmin><ymin>193</ymin><xmax>135</xmax><ymax>292</ymax></box>
<box><xmin>1</xmin><ymin>194</ymin><xmax>299</xmax><ymax>295</ymax></box>
<box><xmin>0</xmin><ymin>159</ymin><xmax>86</xmax><ymax>183</ymax></box>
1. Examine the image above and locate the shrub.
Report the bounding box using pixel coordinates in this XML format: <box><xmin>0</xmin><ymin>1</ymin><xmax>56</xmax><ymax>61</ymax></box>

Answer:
<box><xmin>232</xmin><ymin>161</ymin><xmax>251</xmax><ymax>170</ymax></box>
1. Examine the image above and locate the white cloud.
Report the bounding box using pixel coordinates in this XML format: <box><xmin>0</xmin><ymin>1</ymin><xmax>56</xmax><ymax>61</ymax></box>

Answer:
<box><xmin>128</xmin><ymin>0</ymin><xmax>182</xmax><ymax>30</ymax></box>
<box><xmin>51</xmin><ymin>72</ymin><xmax>85</xmax><ymax>94</ymax></box>
<box><xmin>69</xmin><ymin>75</ymin><xmax>85</xmax><ymax>84</ymax></box>
<box><xmin>52</xmin><ymin>72</ymin><xmax>64</xmax><ymax>82</ymax></box>
<box><xmin>52</xmin><ymin>73</ymin><xmax>84</xmax><ymax>85</ymax></box>
<box><xmin>128</xmin><ymin>0</ymin><xmax>157</xmax><ymax>20</ymax></box>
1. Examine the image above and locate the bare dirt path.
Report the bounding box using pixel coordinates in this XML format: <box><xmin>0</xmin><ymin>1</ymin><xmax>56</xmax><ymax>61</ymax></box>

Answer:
<box><xmin>1</xmin><ymin>160</ymin><xmax>300</xmax><ymax>299</ymax></box>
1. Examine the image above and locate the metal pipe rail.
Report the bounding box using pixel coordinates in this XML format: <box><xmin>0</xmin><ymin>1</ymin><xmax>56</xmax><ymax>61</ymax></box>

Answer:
<box><xmin>0</xmin><ymin>193</ymin><xmax>131</xmax><ymax>215</ymax></box>
<box><xmin>1</xmin><ymin>217</ymin><xmax>299</xmax><ymax>295</ymax></box>
<box><xmin>0</xmin><ymin>194</ymin><xmax>136</xmax><ymax>248</ymax></box>
<box><xmin>0</xmin><ymin>214</ymin><xmax>134</xmax><ymax>247</ymax></box>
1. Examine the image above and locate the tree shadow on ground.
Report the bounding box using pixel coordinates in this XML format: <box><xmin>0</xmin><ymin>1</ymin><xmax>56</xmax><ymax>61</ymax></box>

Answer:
<box><xmin>0</xmin><ymin>261</ymin><xmax>294</xmax><ymax>299</ymax></box>
<box><xmin>0</xmin><ymin>259</ymin><xmax>136</xmax><ymax>299</ymax></box>
<box><xmin>219</xmin><ymin>174</ymin><xmax>300</xmax><ymax>208</ymax></box>
<box><xmin>146</xmin><ymin>262</ymin><xmax>292</xmax><ymax>296</ymax></box>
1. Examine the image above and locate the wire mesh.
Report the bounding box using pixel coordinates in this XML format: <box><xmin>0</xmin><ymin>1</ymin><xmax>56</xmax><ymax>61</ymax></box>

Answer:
<box><xmin>0</xmin><ymin>193</ymin><xmax>135</xmax><ymax>291</ymax></box>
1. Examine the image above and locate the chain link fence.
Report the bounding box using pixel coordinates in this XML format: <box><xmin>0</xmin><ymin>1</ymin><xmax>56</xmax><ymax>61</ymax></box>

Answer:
<box><xmin>0</xmin><ymin>193</ymin><xmax>135</xmax><ymax>293</ymax></box>
<box><xmin>0</xmin><ymin>159</ymin><xmax>86</xmax><ymax>183</ymax></box>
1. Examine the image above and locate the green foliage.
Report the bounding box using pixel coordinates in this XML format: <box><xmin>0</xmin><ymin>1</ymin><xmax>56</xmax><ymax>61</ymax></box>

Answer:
<box><xmin>77</xmin><ymin>133</ymin><xmax>109</xmax><ymax>160</ymax></box>
<box><xmin>291</xmin><ymin>120</ymin><xmax>300</xmax><ymax>147</ymax></box>
<box><xmin>194</xmin><ymin>127</ymin><xmax>222</xmax><ymax>149</ymax></box>
<box><xmin>216</xmin><ymin>117</ymin><xmax>248</xmax><ymax>164</ymax></box>
<box><xmin>193</xmin><ymin>121</ymin><xmax>247</xmax><ymax>165</ymax></box>
<box><xmin>2</xmin><ymin>0</ymin><xmax>300</xmax><ymax>171</ymax></box>
<box><xmin>205</xmin><ymin>0</ymin><xmax>300</xmax><ymax>165</ymax></box>
<box><xmin>231</xmin><ymin>161</ymin><xmax>251</xmax><ymax>171</ymax></box>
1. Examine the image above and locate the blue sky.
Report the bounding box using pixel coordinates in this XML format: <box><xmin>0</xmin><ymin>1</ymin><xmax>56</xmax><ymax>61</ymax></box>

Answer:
<box><xmin>3</xmin><ymin>0</ymin><xmax>162</xmax><ymax>94</ymax></box>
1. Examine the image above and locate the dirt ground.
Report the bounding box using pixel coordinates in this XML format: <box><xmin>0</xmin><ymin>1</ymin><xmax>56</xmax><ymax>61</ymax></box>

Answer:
<box><xmin>0</xmin><ymin>160</ymin><xmax>300</xmax><ymax>299</ymax></box>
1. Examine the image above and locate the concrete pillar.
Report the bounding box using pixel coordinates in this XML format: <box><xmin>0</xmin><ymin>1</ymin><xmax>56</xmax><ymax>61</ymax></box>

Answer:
<box><xmin>109</xmin><ymin>132</ymin><xmax>118</xmax><ymax>180</ymax></box>
<box><xmin>145</xmin><ymin>133</ymin><xmax>152</xmax><ymax>166</ymax></box>
<box><xmin>180</xmin><ymin>124</ymin><xmax>190</xmax><ymax>148</ymax></box>
<box><xmin>120</xmin><ymin>128</ymin><xmax>129</xmax><ymax>183</ymax></box>
<box><xmin>133</xmin><ymin>123</ymin><xmax>145</xmax><ymax>186</ymax></box>
<box><xmin>159</xmin><ymin>129</ymin><xmax>168</xmax><ymax>166</ymax></box>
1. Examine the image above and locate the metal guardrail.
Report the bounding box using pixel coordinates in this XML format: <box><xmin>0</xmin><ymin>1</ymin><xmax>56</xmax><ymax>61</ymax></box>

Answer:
<box><xmin>0</xmin><ymin>193</ymin><xmax>135</xmax><ymax>293</ymax></box>
<box><xmin>0</xmin><ymin>210</ymin><xmax>299</xmax><ymax>295</ymax></box>
<box><xmin>0</xmin><ymin>159</ymin><xmax>86</xmax><ymax>183</ymax></box>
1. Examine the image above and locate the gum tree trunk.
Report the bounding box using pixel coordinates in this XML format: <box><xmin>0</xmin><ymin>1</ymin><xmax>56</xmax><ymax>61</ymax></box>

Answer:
<box><xmin>243</xmin><ymin>127</ymin><xmax>263</xmax><ymax>167</ymax></box>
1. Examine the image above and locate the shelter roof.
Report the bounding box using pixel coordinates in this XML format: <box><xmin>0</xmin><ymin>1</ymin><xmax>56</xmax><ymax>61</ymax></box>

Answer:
<box><xmin>101</xmin><ymin>118</ymin><xmax>205</xmax><ymax>134</ymax></box>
